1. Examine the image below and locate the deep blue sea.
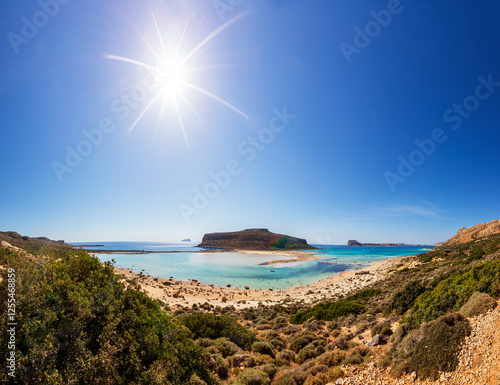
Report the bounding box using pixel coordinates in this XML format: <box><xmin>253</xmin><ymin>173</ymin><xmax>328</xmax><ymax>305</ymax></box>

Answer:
<box><xmin>73</xmin><ymin>242</ymin><xmax>432</xmax><ymax>290</ymax></box>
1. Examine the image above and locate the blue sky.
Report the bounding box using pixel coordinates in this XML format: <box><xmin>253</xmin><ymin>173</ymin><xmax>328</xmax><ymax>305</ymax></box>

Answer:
<box><xmin>0</xmin><ymin>0</ymin><xmax>499</xmax><ymax>244</ymax></box>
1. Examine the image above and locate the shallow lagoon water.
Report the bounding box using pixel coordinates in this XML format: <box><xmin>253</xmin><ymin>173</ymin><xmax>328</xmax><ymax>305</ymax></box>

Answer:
<box><xmin>93</xmin><ymin>243</ymin><xmax>432</xmax><ymax>289</ymax></box>
<box><xmin>96</xmin><ymin>251</ymin><xmax>356</xmax><ymax>289</ymax></box>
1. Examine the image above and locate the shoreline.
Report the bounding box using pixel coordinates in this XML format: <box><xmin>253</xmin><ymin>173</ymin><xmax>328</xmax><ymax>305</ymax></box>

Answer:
<box><xmin>112</xmin><ymin>254</ymin><xmax>414</xmax><ymax>310</ymax></box>
<box><xmin>235</xmin><ymin>249</ymin><xmax>323</xmax><ymax>265</ymax></box>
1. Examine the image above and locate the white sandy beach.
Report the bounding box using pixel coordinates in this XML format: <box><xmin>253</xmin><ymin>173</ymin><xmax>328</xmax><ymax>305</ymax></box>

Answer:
<box><xmin>113</xmin><ymin>251</ymin><xmax>414</xmax><ymax>309</ymax></box>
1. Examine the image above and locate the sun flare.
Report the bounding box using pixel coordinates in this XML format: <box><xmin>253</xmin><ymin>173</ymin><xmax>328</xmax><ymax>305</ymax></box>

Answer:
<box><xmin>154</xmin><ymin>61</ymin><xmax>185</xmax><ymax>96</ymax></box>
<box><xmin>106</xmin><ymin>11</ymin><xmax>249</xmax><ymax>145</ymax></box>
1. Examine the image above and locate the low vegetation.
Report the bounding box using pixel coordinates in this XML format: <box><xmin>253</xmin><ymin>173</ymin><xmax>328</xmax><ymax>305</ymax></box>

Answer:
<box><xmin>0</xmin><ymin>248</ymin><xmax>215</xmax><ymax>384</ymax></box>
<box><xmin>1</xmin><ymin>231</ymin><xmax>499</xmax><ymax>383</ymax></box>
<box><xmin>289</xmin><ymin>301</ymin><xmax>365</xmax><ymax>324</ymax></box>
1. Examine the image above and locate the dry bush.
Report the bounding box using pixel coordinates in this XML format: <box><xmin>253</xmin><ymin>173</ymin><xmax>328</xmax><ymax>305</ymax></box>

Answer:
<box><xmin>459</xmin><ymin>291</ymin><xmax>496</xmax><ymax>317</ymax></box>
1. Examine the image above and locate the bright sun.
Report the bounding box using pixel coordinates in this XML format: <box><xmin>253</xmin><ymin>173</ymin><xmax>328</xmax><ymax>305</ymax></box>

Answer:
<box><xmin>106</xmin><ymin>11</ymin><xmax>249</xmax><ymax>145</ymax></box>
<box><xmin>155</xmin><ymin>61</ymin><xmax>185</xmax><ymax>96</ymax></box>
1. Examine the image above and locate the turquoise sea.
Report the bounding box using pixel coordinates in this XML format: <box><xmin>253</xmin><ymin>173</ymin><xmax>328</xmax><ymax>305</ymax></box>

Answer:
<box><xmin>73</xmin><ymin>242</ymin><xmax>432</xmax><ymax>290</ymax></box>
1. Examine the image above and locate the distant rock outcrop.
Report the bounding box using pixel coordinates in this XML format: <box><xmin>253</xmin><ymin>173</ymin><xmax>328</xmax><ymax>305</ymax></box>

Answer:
<box><xmin>348</xmin><ymin>240</ymin><xmax>398</xmax><ymax>247</ymax></box>
<box><xmin>198</xmin><ymin>228</ymin><xmax>317</xmax><ymax>250</ymax></box>
<box><xmin>444</xmin><ymin>219</ymin><xmax>500</xmax><ymax>246</ymax></box>
<box><xmin>181</xmin><ymin>239</ymin><xmax>191</xmax><ymax>242</ymax></box>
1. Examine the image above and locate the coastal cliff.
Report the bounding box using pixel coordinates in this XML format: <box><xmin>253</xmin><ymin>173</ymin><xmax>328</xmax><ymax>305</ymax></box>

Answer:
<box><xmin>198</xmin><ymin>228</ymin><xmax>317</xmax><ymax>250</ymax></box>
<box><xmin>444</xmin><ymin>219</ymin><xmax>500</xmax><ymax>246</ymax></box>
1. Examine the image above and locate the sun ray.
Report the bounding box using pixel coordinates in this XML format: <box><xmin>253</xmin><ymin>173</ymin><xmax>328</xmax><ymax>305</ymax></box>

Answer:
<box><xmin>106</xmin><ymin>55</ymin><xmax>158</xmax><ymax>72</ymax></box>
<box><xmin>155</xmin><ymin>94</ymin><xmax>170</xmax><ymax>132</ymax></box>
<box><xmin>152</xmin><ymin>13</ymin><xmax>168</xmax><ymax>60</ymax></box>
<box><xmin>107</xmin><ymin>8</ymin><xmax>249</xmax><ymax>142</ymax></box>
<box><xmin>172</xmin><ymin>96</ymin><xmax>189</xmax><ymax>145</ymax></box>
<box><xmin>114</xmin><ymin>7</ymin><xmax>164</xmax><ymax>63</ymax></box>
<box><xmin>173</xmin><ymin>19</ymin><xmax>190</xmax><ymax>62</ymax></box>
<box><xmin>182</xmin><ymin>65</ymin><xmax>223</xmax><ymax>75</ymax></box>
<box><xmin>129</xmin><ymin>90</ymin><xmax>163</xmax><ymax>131</ymax></box>
<box><xmin>181</xmin><ymin>81</ymin><xmax>249</xmax><ymax>119</ymax></box>
<box><xmin>178</xmin><ymin>90</ymin><xmax>208</xmax><ymax>131</ymax></box>
<box><xmin>180</xmin><ymin>11</ymin><xmax>250</xmax><ymax>66</ymax></box>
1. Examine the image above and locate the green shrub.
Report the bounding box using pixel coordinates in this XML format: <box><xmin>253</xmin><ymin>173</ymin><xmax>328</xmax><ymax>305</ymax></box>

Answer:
<box><xmin>486</xmin><ymin>241</ymin><xmax>500</xmax><ymax>254</ymax></box>
<box><xmin>371</xmin><ymin>321</ymin><xmax>393</xmax><ymax>337</ymax></box>
<box><xmin>281</xmin><ymin>325</ymin><xmax>300</xmax><ymax>335</ymax></box>
<box><xmin>228</xmin><ymin>354</ymin><xmax>257</xmax><ymax>368</ymax></box>
<box><xmin>389</xmin><ymin>323</ymin><xmax>407</xmax><ymax>345</ymax></box>
<box><xmin>346</xmin><ymin>289</ymin><xmax>382</xmax><ymax>301</ymax></box>
<box><xmin>261</xmin><ymin>330</ymin><xmax>279</xmax><ymax>340</ymax></box>
<box><xmin>0</xmin><ymin>250</ymin><xmax>214</xmax><ymax>384</ymax></box>
<box><xmin>296</xmin><ymin>346</ymin><xmax>323</xmax><ymax>363</ymax></box>
<box><xmin>327</xmin><ymin>366</ymin><xmax>344</xmax><ymax>382</ymax></box>
<box><xmin>277</xmin><ymin>349</ymin><xmax>295</xmax><ymax>362</ymax></box>
<box><xmin>386</xmin><ymin>281</ymin><xmax>426</xmax><ymax>316</ymax></box>
<box><xmin>261</xmin><ymin>363</ymin><xmax>278</xmax><ymax>380</ymax></box>
<box><xmin>316</xmin><ymin>349</ymin><xmax>345</xmax><ymax>367</ymax></box>
<box><xmin>304</xmin><ymin>318</ymin><xmax>324</xmax><ymax>332</ymax></box>
<box><xmin>188</xmin><ymin>374</ymin><xmax>208</xmax><ymax>385</ymax></box>
<box><xmin>251</xmin><ymin>341</ymin><xmax>275</xmax><ymax>358</ymax></box>
<box><xmin>273</xmin><ymin>369</ymin><xmax>300</xmax><ymax>385</ymax></box>
<box><xmin>270</xmin><ymin>338</ymin><xmax>287</xmax><ymax>350</ymax></box>
<box><xmin>273</xmin><ymin>316</ymin><xmax>288</xmax><ymax>328</ymax></box>
<box><xmin>342</xmin><ymin>354</ymin><xmax>363</xmax><ymax>365</ymax></box>
<box><xmin>467</xmin><ymin>247</ymin><xmax>485</xmax><ymax>261</ymax></box>
<box><xmin>405</xmin><ymin>261</ymin><xmax>500</xmax><ymax>327</ymax></box>
<box><xmin>459</xmin><ymin>291</ymin><xmax>497</xmax><ymax>317</ymax></box>
<box><xmin>233</xmin><ymin>368</ymin><xmax>268</xmax><ymax>385</ymax></box>
<box><xmin>407</xmin><ymin>313</ymin><xmax>471</xmax><ymax>380</ymax></box>
<box><xmin>303</xmin><ymin>372</ymin><xmax>329</xmax><ymax>385</ymax></box>
<box><xmin>213</xmin><ymin>338</ymin><xmax>241</xmax><ymax>357</ymax></box>
<box><xmin>289</xmin><ymin>336</ymin><xmax>310</xmax><ymax>353</ymax></box>
<box><xmin>289</xmin><ymin>301</ymin><xmax>364</xmax><ymax>324</ymax></box>
<box><xmin>181</xmin><ymin>313</ymin><xmax>256</xmax><ymax>349</ymax></box>
<box><xmin>212</xmin><ymin>354</ymin><xmax>229</xmax><ymax>379</ymax></box>
<box><xmin>326</xmin><ymin>321</ymin><xmax>340</xmax><ymax>332</ymax></box>
<box><xmin>327</xmin><ymin>335</ymin><xmax>350</xmax><ymax>351</ymax></box>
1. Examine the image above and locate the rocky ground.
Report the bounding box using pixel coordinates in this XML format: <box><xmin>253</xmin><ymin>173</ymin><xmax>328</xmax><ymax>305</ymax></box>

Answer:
<box><xmin>331</xmin><ymin>300</ymin><xmax>500</xmax><ymax>385</ymax></box>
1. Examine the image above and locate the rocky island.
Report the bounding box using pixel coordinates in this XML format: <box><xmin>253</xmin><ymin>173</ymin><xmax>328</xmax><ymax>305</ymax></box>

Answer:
<box><xmin>197</xmin><ymin>228</ymin><xmax>317</xmax><ymax>250</ymax></box>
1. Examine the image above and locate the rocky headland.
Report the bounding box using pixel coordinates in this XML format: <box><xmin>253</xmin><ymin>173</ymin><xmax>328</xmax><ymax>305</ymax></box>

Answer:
<box><xmin>444</xmin><ymin>219</ymin><xmax>500</xmax><ymax>246</ymax></box>
<box><xmin>197</xmin><ymin>228</ymin><xmax>317</xmax><ymax>250</ymax></box>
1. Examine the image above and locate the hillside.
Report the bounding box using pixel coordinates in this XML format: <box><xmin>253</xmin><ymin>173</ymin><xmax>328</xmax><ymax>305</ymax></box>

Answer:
<box><xmin>0</xmin><ymin>234</ymin><xmax>214</xmax><ymax>384</ymax></box>
<box><xmin>1</xmin><ymin>226</ymin><xmax>500</xmax><ymax>384</ymax></box>
<box><xmin>198</xmin><ymin>228</ymin><xmax>317</xmax><ymax>250</ymax></box>
<box><xmin>0</xmin><ymin>231</ymin><xmax>71</xmax><ymax>253</ymax></box>
<box><xmin>444</xmin><ymin>219</ymin><xmax>500</xmax><ymax>246</ymax></box>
